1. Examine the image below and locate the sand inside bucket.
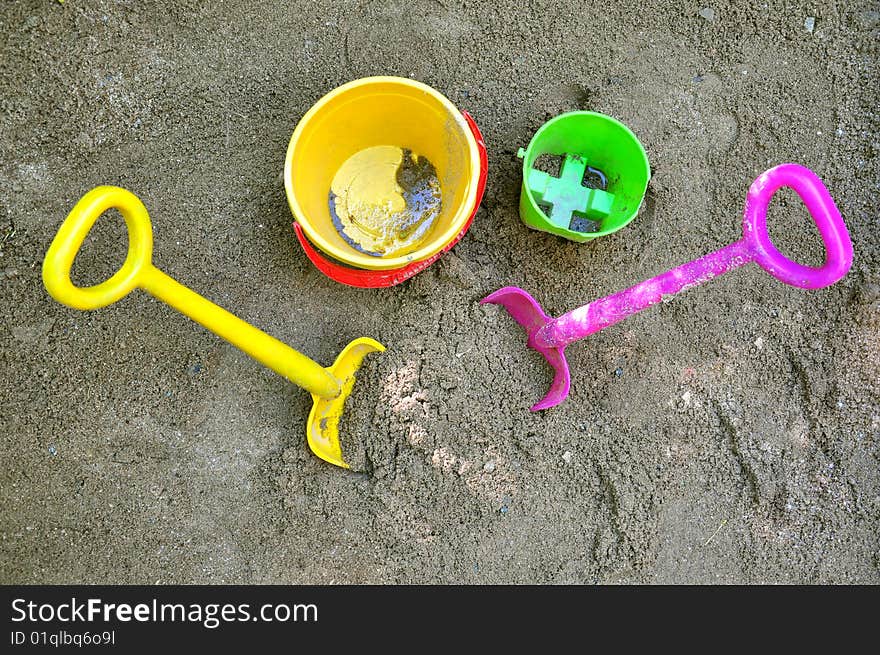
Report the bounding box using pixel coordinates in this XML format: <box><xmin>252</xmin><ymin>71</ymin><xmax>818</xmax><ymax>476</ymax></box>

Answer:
<box><xmin>328</xmin><ymin>145</ymin><xmax>442</xmax><ymax>257</ymax></box>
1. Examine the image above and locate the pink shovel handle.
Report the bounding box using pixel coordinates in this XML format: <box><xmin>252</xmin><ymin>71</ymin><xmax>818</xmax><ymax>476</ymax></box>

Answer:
<box><xmin>743</xmin><ymin>163</ymin><xmax>853</xmax><ymax>289</ymax></box>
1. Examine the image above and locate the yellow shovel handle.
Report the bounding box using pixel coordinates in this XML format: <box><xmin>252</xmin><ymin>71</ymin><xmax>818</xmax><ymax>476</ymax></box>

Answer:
<box><xmin>43</xmin><ymin>186</ymin><xmax>153</xmax><ymax>310</ymax></box>
<box><xmin>43</xmin><ymin>186</ymin><xmax>342</xmax><ymax>399</ymax></box>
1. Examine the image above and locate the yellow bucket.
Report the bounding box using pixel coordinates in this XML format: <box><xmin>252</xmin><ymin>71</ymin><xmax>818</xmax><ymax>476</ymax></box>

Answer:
<box><xmin>284</xmin><ymin>77</ymin><xmax>482</xmax><ymax>271</ymax></box>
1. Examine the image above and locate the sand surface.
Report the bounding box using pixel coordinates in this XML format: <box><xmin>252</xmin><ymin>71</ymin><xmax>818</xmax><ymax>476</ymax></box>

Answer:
<box><xmin>1</xmin><ymin>0</ymin><xmax>878</xmax><ymax>583</ymax></box>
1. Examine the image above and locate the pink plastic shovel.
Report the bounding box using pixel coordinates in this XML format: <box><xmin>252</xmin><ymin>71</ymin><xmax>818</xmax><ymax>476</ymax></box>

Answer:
<box><xmin>481</xmin><ymin>164</ymin><xmax>853</xmax><ymax>410</ymax></box>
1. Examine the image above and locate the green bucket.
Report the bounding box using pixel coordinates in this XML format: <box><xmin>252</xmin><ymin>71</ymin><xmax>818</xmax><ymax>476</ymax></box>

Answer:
<box><xmin>517</xmin><ymin>111</ymin><xmax>650</xmax><ymax>242</ymax></box>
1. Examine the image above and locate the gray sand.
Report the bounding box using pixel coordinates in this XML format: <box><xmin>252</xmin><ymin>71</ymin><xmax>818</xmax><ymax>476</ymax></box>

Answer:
<box><xmin>1</xmin><ymin>0</ymin><xmax>878</xmax><ymax>583</ymax></box>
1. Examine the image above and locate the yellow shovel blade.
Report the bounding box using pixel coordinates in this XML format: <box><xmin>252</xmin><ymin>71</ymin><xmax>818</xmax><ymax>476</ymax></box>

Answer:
<box><xmin>307</xmin><ymin>337</ymin><xmax>385</xmax><ymax>468</ymax></box>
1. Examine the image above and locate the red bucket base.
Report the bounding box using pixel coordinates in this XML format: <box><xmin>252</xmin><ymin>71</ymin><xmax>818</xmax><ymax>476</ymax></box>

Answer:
<box><xmin>292</xmin><ymin>111</ymin><xmax>488</xmax><ymax>289</ymax></box>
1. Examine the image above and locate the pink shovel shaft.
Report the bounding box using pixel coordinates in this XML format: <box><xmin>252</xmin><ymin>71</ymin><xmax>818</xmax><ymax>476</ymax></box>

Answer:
<box><xmin>534</xmin><ymin>240</ymin><xmax>755</xmax><ymax>349</ymax></box>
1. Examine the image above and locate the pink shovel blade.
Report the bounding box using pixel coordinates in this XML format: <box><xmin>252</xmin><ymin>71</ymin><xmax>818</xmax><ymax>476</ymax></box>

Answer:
<box><xmin>480</xmin><ymin>287</ymin><xmax>571</xmax><ymax>410</ymax></box>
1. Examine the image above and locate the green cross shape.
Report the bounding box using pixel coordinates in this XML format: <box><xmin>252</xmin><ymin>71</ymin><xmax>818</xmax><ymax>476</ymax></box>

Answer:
<box><xmin>521</xmin><ymin>152</ymin><xmax>615</xmax><ymax>231</ymax></box>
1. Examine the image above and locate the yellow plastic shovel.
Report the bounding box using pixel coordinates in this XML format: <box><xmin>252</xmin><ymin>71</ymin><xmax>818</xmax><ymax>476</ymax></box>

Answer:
<box><xmin>42</xmin><ymin>186</ymin><xmax>384</xmax><ymax>468</ymax></box>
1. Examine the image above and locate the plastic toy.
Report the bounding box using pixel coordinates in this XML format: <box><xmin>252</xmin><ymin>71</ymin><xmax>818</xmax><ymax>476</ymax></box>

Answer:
<box><xmin>517</xmin><ymin>111</ymin><xmax>650</xmax><ymax>241</ymax></box>
<box><xmin>42</xmin><ymin>186</ymin><xmax>383</xmax><ymax>468</ymax></box>
<box><xmin>482</xmin><ymin>164</ymin><xmax>853</xmax><ymax>410</ymax></box>
<box><xmin>285</xmin><ymin>77</ymin><xmax>487</xmax><ymax>288</ymax></box>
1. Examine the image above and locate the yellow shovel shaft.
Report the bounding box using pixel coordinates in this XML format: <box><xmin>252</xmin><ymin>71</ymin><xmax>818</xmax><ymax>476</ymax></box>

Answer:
<box><xmin>42</xmin><ymin>186</ymin><xmax>342</xmax><ymax>399</ymax></box>
<box><xmin>139</xmin><ymin>266</ymin><xmax>341</xmax><ymax>399</ymax></box>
